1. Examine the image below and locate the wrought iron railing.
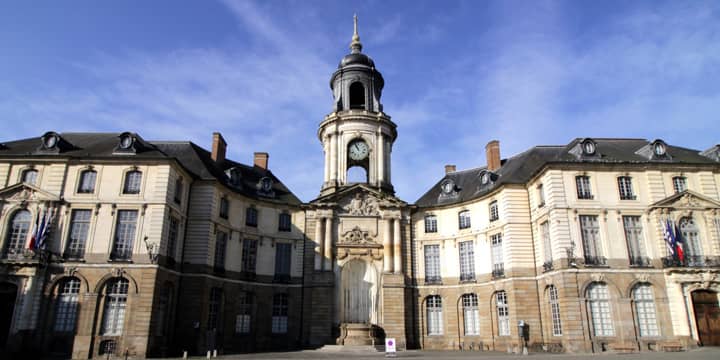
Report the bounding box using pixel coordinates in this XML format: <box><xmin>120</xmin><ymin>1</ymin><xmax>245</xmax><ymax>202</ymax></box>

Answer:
<box><xmin>662</xmin><ymin>255</ymin><xmax>720</xmax><ymax>268</ymax></box>
<box><xmin>63</xmin><ymin>249</ymin><xmax>85</xmax><ymax>261</ymax></box>
<box><xmin>425</xmin><ymin>276</ymin><xmax>443</xmax><ymax>285</ymax></box>
<box><xmin>109</xmin><ymin>250</ymin><xmax>132</xmax><ymax>261</ymax></box>
<box><xmin>460</xmin><ymin>273</ymin><xmax>475</xmax><ymax>282</ymax></box>
<box><xmin>583</xmin><ymin>256</ymin><xmax>607</xmax><ymax>266</ymax></box>
<box><xmin>629</xmin><ymin>256</ymin><xmax>651</xmax><ymax>267</ymax></box>
<box><xmin>491</xmin><ymin>264</ymin><xmax>505</xmax><ymax>279</ymax></box>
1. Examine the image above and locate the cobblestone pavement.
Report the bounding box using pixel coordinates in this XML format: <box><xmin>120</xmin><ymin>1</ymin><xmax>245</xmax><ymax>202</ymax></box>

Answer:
<box><xmin>174</xmin><ymin>347</ymin><xmax>720</xmax><ymax>360</ymax></box>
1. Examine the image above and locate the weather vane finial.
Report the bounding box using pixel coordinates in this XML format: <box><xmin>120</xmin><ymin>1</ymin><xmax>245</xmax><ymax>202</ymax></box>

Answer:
<box><xmin>350</xmin><ymin>13</ymin><xmax>363</xmax><ymax>54</ymax></box>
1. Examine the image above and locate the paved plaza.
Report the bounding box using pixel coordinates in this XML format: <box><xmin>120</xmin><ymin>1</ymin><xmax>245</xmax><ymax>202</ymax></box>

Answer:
<box><xmin>172</xmin><ymin>347</ymin><xmax>720</xmax><ymax>360</ymax></box>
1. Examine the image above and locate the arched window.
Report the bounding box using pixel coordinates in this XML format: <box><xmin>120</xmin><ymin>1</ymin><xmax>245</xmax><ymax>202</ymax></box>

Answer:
<box><xmin>54</xmin><ymin>277</ymin><xmax>81</xmax><ymax>332</ymax></box>
<box><xmin>101</xmin><ymin>278</ymin><xmax>129</xmax><ymax>335</ymax></box>
<box><xmin>346</xmin><ymin>166</ymin><xmax>367</xmax><ymax>183</ymax></box>
<box><xmin>548</xmin><ymin>285</ymin><xmax>562</xmax><ymax>336</ymax></box>
<box><xmin>632</xmin><ymin>284</ymin><xmax>659</xmax><ymax>337</ymax></box>
<box><xmin>496</xmin><ymin>291</ymin><xmax>510</xmax><ymax>335</ymax></box>
<box><xmin>679</xmin><ymin>217</ymin><xmax>703</xmax><ymax>265</ymax></box>
<box><xmin>349</xmin><ymin>82</ymin><xmax>365</xmax><ymax>109</ymax></box>
<box><xmin>4</xmin><ymin>210</ymin><xmax>32</xmax><ymax>257</ymax></box>
<box><xmin>462</xmin><ymin>294</ymin><xmax>479</xmax><ymax>336</ymax></box>
<box><xmin>77</xmin><ymin>170</ymin><xmax>97</xmax><ymax>193</ymax></box>
<box><xmin>426</xmin><ymin>295</ymin><xmax>443</xmax><ymax>335</ymax></box>
<box><xmin>587</xmin><ymin>282</ymin><xmax>614</xmax><ymax>336</ymax></box>
<box><xmin>21</xmin><ymin>169</ymin><xmax>38</xmax><ymax>185</ymax></box>
<box><xmin>122</xmin><ymin>170</ymin><xmax>142</xmax><ymax>194</ymax></box>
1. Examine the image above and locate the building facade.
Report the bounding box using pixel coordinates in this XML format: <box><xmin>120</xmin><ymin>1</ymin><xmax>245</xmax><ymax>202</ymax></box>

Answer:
<box><xmin>1</xmin><ymin>21</ymin><xmax>719</xmax><ymax>358</ymax></box>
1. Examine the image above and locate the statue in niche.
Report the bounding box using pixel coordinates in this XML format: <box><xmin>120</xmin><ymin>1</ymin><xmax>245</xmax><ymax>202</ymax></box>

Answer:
<box><xmin>344</xmin><ymin>193</ymin><xmax>378</xmax><ymax>216</ymax></box>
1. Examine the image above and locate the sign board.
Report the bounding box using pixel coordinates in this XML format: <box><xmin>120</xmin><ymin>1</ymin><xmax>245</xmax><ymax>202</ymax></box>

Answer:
<box><xmin>385</xmin><ymin>338</ymin><xmax>396</xmax><ymax>357</ymax></box>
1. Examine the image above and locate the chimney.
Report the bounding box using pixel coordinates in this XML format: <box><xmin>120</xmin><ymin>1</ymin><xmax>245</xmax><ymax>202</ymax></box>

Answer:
<box><xmin>445</xmin><ymin>164</ymin><xmax>456</xmax><ymax>174</ymax></box>
<box><xmin>486</xmin><ymin>140</ymin><xmax>501</xmax><ymax>171</ymax></box>
<box><xmin>211</xmin><ymin>132</ymin><xmax>227</xmax><ymax>163</ymax></box>
<box><xmin>254</xmin><ymin>152</ymin><xmax>269</xmax><ymax>170</ymax></box>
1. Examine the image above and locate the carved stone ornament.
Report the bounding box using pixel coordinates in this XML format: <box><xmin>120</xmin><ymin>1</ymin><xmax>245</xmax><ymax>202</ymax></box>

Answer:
<box><xmin>342</xmin><ymin>193</ymin><xmax>378</xmax><ymax>216</ymax></box>
<box><xmin>64</xmin><ymin>267</ymin><xmax>78</xmax><ymax>277</ymax></box>
<box><xmin>700</xmin><ymin>272</ymin><xmax>717</xmax><ymax>289</ymax></box>
<box><xmin>111</xmin><ymin>267</ymin><xmax>125</xmax><ymax>278</ymax></box>
<box><xmin>8</xmin><ymin>188</ymin><xmax>34</xmax><ymax>202</ymax></box>
<box><xmin>591</xmin><ymin>273</ymin><xmax>605</xmax><ymax>283</ymax></box>
<box><xmin>679</xmin><ymin>194</ymin><xmax>700</xmax><ymax>208</ymax></box>
<box><xmin>635</xmin><ymin>273</ymin><xmax>650</xmax><ymax>283</ymax></box>
<box><xmin>341</xmin><ymin>226</ymin><xmax>375</xmax><ymax>245</ymax></box>
<box><xmin>544</xmin><ymin>277</ymin><xmax>553</xmax><ymax>286</ymax></box>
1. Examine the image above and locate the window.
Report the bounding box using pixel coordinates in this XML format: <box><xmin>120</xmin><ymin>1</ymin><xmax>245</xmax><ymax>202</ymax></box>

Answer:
<box><xmin>459</xmin><ymin>241</ymin><xmax>475</xmax><ymax>281</ymax></box>
<box><xmin>541</xmin><ymin>221</ymin><xmax>552</xmax><ymax>270</ymax></box>
<box><xmin>122</xmin><ymin>170</ymin><xmax>142</xmax><ymax>194</ymax></box>
<box><xmin>271</xmin><ymin>294</ymin><xmax>288</xmax><ymax>334</ymax></box>
<box><xmin>274</xmin><ymin>243</ymin><xmax>292</xmax><ymax>281</ymax></box>
<box><xmin>219</xmin><ymin>197</ymin><xmax>229</xmax><ymax>219</ymax></box>
<box><xmin>496</xmin><ymin>291</ymin><xmax>510</xmax><ymax>336</ymax></box>
<box><xmin>278</xmin><ymin>213</ymin><xmax>291</xmax><ymax>232</ymax></box>
<box><xmin>617</xmin><ymin>176</ymin><xmax>635</xmax><ymax>200</ymax></box>
<box><xmin>349</xmin><ymin>81</ymin><xmax>365</xmax><ymax>109</ymax></box>
<box><xmin>167</xmin><ymin>216</ymin><xmax>179</xmax><ymax>259</ymax></box>
<box><xmin>458</xmin><ymin>210</ymin><xmax>471</xmax><ymax>229</ymax></box>
<box><xmin>111</xmin><ymin>210</ymin><xmax>137</xmax><ymax>260</ymax></box>
<box><xmin>54</xmin><ymin>278</ymin><xmax>80</xmax><ymax>332</ymax></box>
<box><xmin>679</xmin><ymin>217</ymin><xmax>703</xmax><ymax>265</ymax></box>
<box><xmin>241</xmin><ymin>239</ymin><xmax>258</xmax><ymax>274</ymax></box>
<box><xmin>77</xmin><ymin>170</ymin><xmax>97</xmax><ymax>193</ymax></box>
<box><xmin>623</xmin><ymin>216</ymin><xmax>648</xmax><ymax>266</ymax></box>
<box><xmin>174</xmin><ymin>178</ymin><xmax>183</xmax><ymax>204</ymax></box>
<box><xmin>424</xmin><ymin>215</ymin><xmax>437</xmax><ymax>233</ymax></box>
<box><xmin>491</xmin><ymin>233</ymin><xmax>504</xmax><ymax>278</ymax></box>
<box><xmin>21</xmin><ymin>169</ymin><xmax>38</xmax><ymax>185</ymax></box>
<box><xmin>489</xmin><ymin>201</ymin><xmax>499</xmax><ymax>222</ymax></box>
<box><xmin>4</xmin><ymin>210</ymin><xmax>31</xmax><ymax>257</ymax></box>
<box><xmin>462</xmin><ymin>294</ymin><xmax>479</xmax><ymax>336</ymax></box>
<box><xmin>207</xmin><ymin>288</ymin><xmax>222</xmax><ymax>331</ymax></box>
<box><xmin>424</xmin><ymin>244</ymin><xmax>441</xmax><ymax>283</ymax></box>
<box><xmin>235</xmin><ymin>292</ymin><xmax>252</xmax><ymax>334</ymax></box>
<box><xmin>587</xmin><ymin>283</ymin><xmax>614</xmax><ymax>336</ymax></box>
<box><xmin>426</xmin><ymin>295</ymin><xmax>443</xmax><ymax>335</ymax></box>
<box><xmin>101</xmin><ymin>278</ymin><xmax>129</xmax><ymax>335</ymax></box>
<box><xmin>246</xmin><ymin>207</ymin><xmax>258</xmax><ymax>227</ymax></box>
<box><xmin>537</xmin><ymin>184</ymin><xmax>546</xmax><ymax>207</ymax></box>
<box><xmin>64</xmin><ymin>209</ymin><xmax>91</xmax><ymax>259</ymax></box>
<box><xmin>214</xmin><ymin>231</ymin><xmax>227</xmax><ymax>269</ymax></box>
<box><xmin>575</xmin><ymin>175</ymin><xmax>593</xmax><ymax>199</ymax></box>
<box><xmin>672</xmin><ymin>176</ymin><xmax>687</xmax><ymax>193</ymax></box>
<box><xmin>579</xmin><ymin>215</ymin><xmax>605</xmax><ymax>266</ymax></box>
<box><xmin>633</xmin><ymin>284</ymin><xmax>659</xmax><ymax>337</ymax></box>
<box><xmin>548</xmin><ymin>285</ymin><xmax>562</xmax><ymax>336</ymax></box>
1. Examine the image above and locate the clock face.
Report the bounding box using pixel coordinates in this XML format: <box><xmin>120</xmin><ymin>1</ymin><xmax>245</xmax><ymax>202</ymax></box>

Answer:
<box><xmin>348</xmin><ymin>140</ymin><xmax>369</xmax><ymax>161</ymax></box>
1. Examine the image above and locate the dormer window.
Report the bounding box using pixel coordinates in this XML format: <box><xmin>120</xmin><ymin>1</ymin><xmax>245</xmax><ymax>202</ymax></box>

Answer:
<box><xmin>42</xmin><ymin>132</ymin><xmax>59</xmax><ymax>149</ymax></box>
<box><xmin>440</xmin><ymin>179</ymin><xmax>456</xmax><ymax>195</ymax></box>
<box><xmin>257</xmin><ymin>177</ymin><xmax>275</xmax><ymax>197</ymax></box>
<box><xmin>581</xmin><ymin>139</ymin><xmax>596</xmax><ymax>156</ymax></box>
<box><xmin>21</xmin><ymin>169</ymin><xmax>38</xmax><ymax>185</ymax></box>
<box><xmin>653</xmin><ymin>141</ymin><xmax>666</xmax><ymax>156</ymax></box>
<box><xmin>119</xmin><ymin>133</ymin><xmax>134</xmax><ymax>150</ymax></box>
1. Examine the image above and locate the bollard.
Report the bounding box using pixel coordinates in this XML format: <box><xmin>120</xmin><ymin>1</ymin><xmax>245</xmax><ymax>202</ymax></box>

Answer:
<box><xmin>213</xmin><ymin>349</ymin><xmax>217</xmax><ymax>358</ymax></box>
<box><xmin>183</xmin><ymin>350</ymin><xmax>188</xmax><ymax>359</ymax></box>
<box><xmin>206</xmin><ymin>350</ymin><xmax>211</xmax><ymax>359</ymax></box>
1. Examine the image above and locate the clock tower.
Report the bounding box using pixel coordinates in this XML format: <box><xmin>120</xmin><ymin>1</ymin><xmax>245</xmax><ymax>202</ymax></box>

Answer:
<box><xmin>319</xmin><ymin>15</ymin><xmax>397</xmax><ymax>196</ymax></box>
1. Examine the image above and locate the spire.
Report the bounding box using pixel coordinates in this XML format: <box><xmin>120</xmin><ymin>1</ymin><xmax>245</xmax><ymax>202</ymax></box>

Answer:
<box><xmin>350</xmin><ymin>13</ymin><xmax>363</xmax><ymax>54</ymax></box>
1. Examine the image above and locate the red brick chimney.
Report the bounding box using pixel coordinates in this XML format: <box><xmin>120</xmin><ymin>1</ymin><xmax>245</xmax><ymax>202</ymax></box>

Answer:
<box><xmin>486</xmin><ymin>140</ymin><xmax>501</xmax><ymax>171</ymax></box>
<box><xmin>211</xmin><ymin>132</ymin><xmax>226</xmax><ymax>163</ymax></box>
<box><xmin>254</xmin><ymin>152</ymin><xmax>269</xmax><ymax>170</ymax></box>
<box><xmin>445</xmin><ymin>164</ymin><xmax>456</xmax><ymax>174</ymax></box>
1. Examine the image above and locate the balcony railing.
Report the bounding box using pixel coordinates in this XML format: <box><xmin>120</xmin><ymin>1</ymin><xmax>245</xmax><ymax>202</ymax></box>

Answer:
<box><xmin>109</xmin><ymin>250</ymin><xmax>132</xmax><ymax>261</ymax></box>
<box><xmin>63</xmin><ymin>250</ymin><xmax>85</xmax><ymax>261</ymax></box>
<box><xmin>492</xmin><ymin>264</ymin><xmax>505</xmax><ymax>279</ymax></box>
<box><xmin>583</xmin><ymin>256</ymin><xmax>607</xmax><ymax>266</ymax></box>
<box><xmin>460</xmin><ymin>273</ymin><xmax>476</xmax><ymax>282</ymax></box>
<box><xmin>629</xmin><ymin>256</ymin><xmax>651</xmax><ymax>267</ymax></box>
<box><xmin>425</xmin><ymin>276</ymin><xmax>443</xmax><ymax>285</ymax></box>
<box><xmin>662</xmin><ymin>255</ymin><xmax>720</xmax><ymax>268</ymax></box>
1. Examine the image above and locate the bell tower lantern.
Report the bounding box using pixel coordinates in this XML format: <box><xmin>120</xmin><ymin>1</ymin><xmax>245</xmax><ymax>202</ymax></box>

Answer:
<box><xmin>319</xmin><ymin>15</ymin><xmax>397</xmax><ymax>196</ymax></box>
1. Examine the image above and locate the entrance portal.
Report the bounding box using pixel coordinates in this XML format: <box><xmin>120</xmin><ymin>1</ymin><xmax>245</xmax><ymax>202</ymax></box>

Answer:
<box><xmin>0</xmin><ymin>282</ymin><xmax>18</xmax><ymax>351</ymax></box>
<box><xmin>340</xmin><ymin>260</ymin><xmax>377</xmax><ymax>323</ymax></box>
<box><xmin>692</xmin><ymin>290</ymin><xmax>720</xmax><ymax>346</ymax></box>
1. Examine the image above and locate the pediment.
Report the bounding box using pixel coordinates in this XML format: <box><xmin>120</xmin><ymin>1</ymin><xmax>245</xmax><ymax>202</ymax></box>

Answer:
<box><xmin>0</xmin><ymin>183</ymin><xmax>61</xmax><ymax>203</ymax></box>
<box><xmin>310</xmin><ymin>184</ymin><xmax>407</xmax><ymax>213</ymax></box>
<box><xmin>649</xmin><ymin>190</ymin><xmax>720</xmax><ymax>210</ymax></box>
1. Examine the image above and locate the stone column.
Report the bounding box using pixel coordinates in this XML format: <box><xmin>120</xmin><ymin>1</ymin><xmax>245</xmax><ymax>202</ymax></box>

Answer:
<box><xmin>393</xmin><ymin>218</ymin><xmax>402</xmax><ymax>273</ymax></box>
<box><xmin>330</xmin><ymin>132</ymin><xmax>338</xmax><ymax>185</ymax></box>
<box><xmin>323</xmin><ymin>141</ymin><xmax>330</xmax><ymax>183</ymax></box>
<box><xmin>324</xmin><ymin>217</ymin><xmax>334</xmax><ymax>271</ymax></box>
<box><xmin>315</xmin><ymin>217</ymin><xmax>324</xmax><ymax>271</ymax></box>
<box><xmin>383</xmin><ymin>218</ymin><xmax>393</xmax><ymax>273</ymax></box>
<box><xmin>377</xmin><ymin>131</ymin><xmax>384</xmax><ymax>185</ymax></box>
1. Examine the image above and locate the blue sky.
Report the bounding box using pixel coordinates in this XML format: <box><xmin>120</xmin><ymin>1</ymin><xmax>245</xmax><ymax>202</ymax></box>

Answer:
<box><xmin>1</xmin><ymin>0</ymin><xmax>719</xmax><ymax>202</ymax></box>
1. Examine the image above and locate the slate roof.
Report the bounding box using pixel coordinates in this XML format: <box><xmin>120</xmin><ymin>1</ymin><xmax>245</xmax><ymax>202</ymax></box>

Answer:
<box><xmin>0</xmin><ymin>132</ymin><xmax>301</xmax><ymax>205</ymax></box>
<box><xmin>415</xmin><ymin>138</ymin><xmax>720</xmax><ymax>208</ymax></box>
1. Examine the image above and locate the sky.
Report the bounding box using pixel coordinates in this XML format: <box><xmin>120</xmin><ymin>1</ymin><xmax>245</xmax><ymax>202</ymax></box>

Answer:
<box><xmin>1</xmin><ymin>0</ymin><xmax>719</xmax><ymax>202</ymax></box>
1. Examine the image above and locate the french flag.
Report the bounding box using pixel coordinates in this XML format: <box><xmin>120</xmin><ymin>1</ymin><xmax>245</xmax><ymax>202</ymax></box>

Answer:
<box><xmin>673</xmin><ymin>223</ymin><xmax>685</xmax><ymax>263</ymax></box>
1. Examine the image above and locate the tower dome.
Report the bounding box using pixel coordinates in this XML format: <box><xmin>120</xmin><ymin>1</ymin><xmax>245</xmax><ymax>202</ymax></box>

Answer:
<box><xmin>330</xmin><ymin>15</ymin><xmax>384</xmax><ymax>113</ymax></box>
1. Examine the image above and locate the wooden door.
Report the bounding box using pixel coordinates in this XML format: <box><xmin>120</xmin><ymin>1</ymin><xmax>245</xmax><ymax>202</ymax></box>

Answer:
<box><xmin>0</xmin><ymin>282</ymin><xmax>18</xmax><ymax>350</ymax></box>
<box><xmin>692</xmin><ymin>290</ymin><xmax>720</xmax><ymax>346</ymax></box>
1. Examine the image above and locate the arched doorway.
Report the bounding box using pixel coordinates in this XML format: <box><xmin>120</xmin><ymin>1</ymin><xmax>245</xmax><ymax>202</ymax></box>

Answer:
<box><xmin>0</xmin><ymin>282</ymin><xmax>18</xmax><ymax>351</ymax></box>
<box><xmin>692</xmin><ymin>290</ymin><xmax>720</xmax><ymax>346</ymax></box>
<box><xmin>340</xmin><ymin>260</ymin><xmax>377</xmax><ymax>324</ymax></box>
